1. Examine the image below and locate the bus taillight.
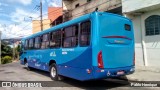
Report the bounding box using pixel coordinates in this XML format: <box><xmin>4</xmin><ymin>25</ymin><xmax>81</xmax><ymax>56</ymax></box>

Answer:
<box><xmin>97</xmin><ymin>51</ymin><xmax>104</xmax><ymax>68</ymax></box>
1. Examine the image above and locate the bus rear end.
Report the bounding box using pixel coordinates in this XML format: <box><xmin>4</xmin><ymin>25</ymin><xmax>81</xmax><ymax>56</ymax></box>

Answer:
<box><xmin>93</xmin><ymin>12</ymin><xmax>135</xmax><ymax>79</ymax></box>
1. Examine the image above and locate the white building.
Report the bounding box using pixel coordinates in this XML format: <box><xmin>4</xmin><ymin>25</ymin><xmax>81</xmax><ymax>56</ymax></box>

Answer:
<box><xmin>122</xmin><ymin>0</ymin><xmax>160</xmax><ymax>68</ymax></box>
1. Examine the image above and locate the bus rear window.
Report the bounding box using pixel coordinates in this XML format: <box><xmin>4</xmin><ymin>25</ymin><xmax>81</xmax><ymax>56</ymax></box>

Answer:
<box><xmin>125</xmin><ymin>24</ymin><xmax>131</xmax><ymax>31</ymax></box>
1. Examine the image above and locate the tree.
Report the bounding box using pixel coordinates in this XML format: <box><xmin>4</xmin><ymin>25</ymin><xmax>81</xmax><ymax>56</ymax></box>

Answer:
<box><xmin>16</xmin><ymin>44</ymin><xmax>21</xmax><ymax>52</ymax></box>
<box><xmin>1</xmin><ymin>41</ymin><xmax>12</xmax><ymax>57</ymax></box>
<box><xmin>15</xmin><ymin>44</ymin><xmax>21</xmax><ymax>60</ymax></box>
<box><xmin>1</xmin><ymin>41</ymin><xmax>13</xmax><ymax>64</ymax></box>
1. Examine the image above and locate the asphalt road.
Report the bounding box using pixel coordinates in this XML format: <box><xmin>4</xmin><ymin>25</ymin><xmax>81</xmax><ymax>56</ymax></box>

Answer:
<box><xmin>0</xmin><ymin>62</ymin><xmax>159</xmax><ymax>90</ymax></box>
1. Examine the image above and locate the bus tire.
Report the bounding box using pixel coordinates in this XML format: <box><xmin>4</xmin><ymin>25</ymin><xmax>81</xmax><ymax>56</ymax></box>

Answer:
<box><xmin>49</xmin><ymin>63</ymin><xmax>63</xmax><ymax>81</ymax></box>
<box><xmin>24</xmin><ymin>61</ymin><xmax>31</xmax><ymax>71</ymax></box>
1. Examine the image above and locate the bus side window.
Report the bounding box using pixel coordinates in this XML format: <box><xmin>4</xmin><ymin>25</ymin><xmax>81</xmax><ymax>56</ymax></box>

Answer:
<box><xmin>63</xmin><ymin>25</ymin><xmax>78</xmax><ymax>48</ymax></box>
<box><xmin>24</xmin><ymin>40</ymin><xmax>28</xmax><ymax>50</ymax></box>
<box><xmin>80</xmin><ymin>20</ymin><xmax>91</xmax><ymax>46</ymax></box>
<box><xmin>50</xmin><ymin>30</ymin><xmax>61</xmax><ymax>48</ymax></box>
<box><xmin>28</xmin><ymin>38</ymin><xmax>34</xmax><ymax>49</ymax></box>
<box><xmin>34</xmin><ymin>36</ymin><xmax>41</xmax><ymax>49</ymax></box>
<box><xmin>41</xmin><ymin>33</ymin><xmax>49</xmax><ymax>49</ymax></box>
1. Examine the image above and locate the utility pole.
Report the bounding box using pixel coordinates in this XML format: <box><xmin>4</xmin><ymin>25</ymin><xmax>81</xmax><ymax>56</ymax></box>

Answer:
<box><xmin>40</xmin><ymin>0</ymin><xmax>43</xmax><ymax>31</ymax></box>
<box><xmin>12</xmin><ymin>24</ymin><xmax>16</xmax><ymax>61</ymax></box>
<box><xmin>0</xmin><ymin>31</ymin><xmax>1</xmax><ymax>64</ymax></box>
<box><xmin>12</xmin><ymin>39</ymin><xmax>15</xmax><ymax>60</ymax></box>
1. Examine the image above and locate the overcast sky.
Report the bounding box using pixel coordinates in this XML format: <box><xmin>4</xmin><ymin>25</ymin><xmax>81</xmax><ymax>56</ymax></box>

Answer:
<box><xmin>0</xmin><ymin>0</ymin><xmax>62</xmax><ymax>39</ymax></box>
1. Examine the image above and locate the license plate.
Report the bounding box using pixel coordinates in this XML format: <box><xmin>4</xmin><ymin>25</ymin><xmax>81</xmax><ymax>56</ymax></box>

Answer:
<box><xmin>117</xmin><ymin>71</ymin><xmax>124</xmax><ymax>75</ymax></box>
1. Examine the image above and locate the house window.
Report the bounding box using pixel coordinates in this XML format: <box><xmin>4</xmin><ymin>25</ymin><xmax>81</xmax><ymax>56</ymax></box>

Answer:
<box><xmin>80</xmin><ymin>21</ymin><xmax>91</xmax><ymax>46</ymax></box>
<box><xmin>87</xmin><ymin>0</ymin><xmax>91</xmax><ymax>2</ymax></box>
<box><xmin>75</xmin><ymin>3</ymin><xmax>79</xmax><ymax>8</ymax></box>
<box><xmin>145</xmin><ymin>15</ymin><xmax>160</xmax><ymax>36</ymax></box>
<box><xmin>63</xmin><ymin>25</ymin><xmax>78</xmax><ymax>48</ymax></box>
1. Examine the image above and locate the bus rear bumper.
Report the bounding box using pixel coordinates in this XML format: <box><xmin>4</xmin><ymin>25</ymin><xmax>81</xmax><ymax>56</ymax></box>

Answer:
<box><xmin>93</xmin><ymin>66</ymin><xmax>135</xmax><ymax>79</ymax></box>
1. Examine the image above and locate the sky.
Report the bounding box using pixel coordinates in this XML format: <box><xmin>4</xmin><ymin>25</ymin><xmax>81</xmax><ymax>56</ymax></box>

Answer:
<box><xmin>0</xmin><ymin>0</ymin><xmax>62</xmax><ymax>39</ymax></box>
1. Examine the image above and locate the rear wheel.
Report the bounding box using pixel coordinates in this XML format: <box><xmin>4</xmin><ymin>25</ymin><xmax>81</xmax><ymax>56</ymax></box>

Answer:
<box><xmin>49</xmin><ymin>63</ymin><xmax>64</xmax><ymax>81</ymax></box>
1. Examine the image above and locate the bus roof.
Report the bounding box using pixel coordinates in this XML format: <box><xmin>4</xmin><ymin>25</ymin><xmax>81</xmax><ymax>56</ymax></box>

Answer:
<box><xmin>22</xmin><ymin>11</ymin><xmax>131</xmax><ymax>40</ymax></box>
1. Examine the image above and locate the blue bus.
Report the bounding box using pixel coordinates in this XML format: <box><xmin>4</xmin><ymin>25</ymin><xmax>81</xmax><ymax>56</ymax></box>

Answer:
<box><xmin>20</xmin><ymin>11</ymin><xmax>135</xmax><ymax>81</ymax></box>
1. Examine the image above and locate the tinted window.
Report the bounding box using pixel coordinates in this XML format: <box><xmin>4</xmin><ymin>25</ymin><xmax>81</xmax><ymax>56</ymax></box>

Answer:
<box><xmin>41</xmin><ymin>34</ymin><xmax>49</xmax><ymax>49</ymax></box>
<box><xmin>24</xmin><ymin>40</ymin><xmax>28</xmax><ymax>50</ymax></box>
<box><xmin>34</xmin><ymin>36</ymin><xmax>41</xmax><ymax>49</ymax></box>
<box><xmin>63</xmin><ymin>25</ymin><xmax>78</xmax><ymax>48</ymax></box>
<box><xmin>125</xmin><ymin>24</ymin><xmax>131</xmax><ymax>31</ymax></box>
<box><xmin>50</xmin><ymin>30</ymin><xmax>61</xmax><ymax>48</ymax></box>
<box><xmin>80</xmin><ymin>21</ymin><xmax>91</xmax><ymax>46</ymax></box>
<box><xmin>29</xmin><ymin>38</ymin><xmax>34</xmax><ymax>49</ymax></box>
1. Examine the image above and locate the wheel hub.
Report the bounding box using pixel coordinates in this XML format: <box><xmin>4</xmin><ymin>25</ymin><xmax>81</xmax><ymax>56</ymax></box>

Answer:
<box><xmin>51</xmin><ymin>67</ymin><xmax>56</xmax><ymax>77</ymax></box>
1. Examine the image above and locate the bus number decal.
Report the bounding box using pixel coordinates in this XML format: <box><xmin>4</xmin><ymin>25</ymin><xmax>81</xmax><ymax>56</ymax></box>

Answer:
<box><xmin>50</xmin><ymin>51</ymin><xmax>56</xmax><ymax>57</ymax></box>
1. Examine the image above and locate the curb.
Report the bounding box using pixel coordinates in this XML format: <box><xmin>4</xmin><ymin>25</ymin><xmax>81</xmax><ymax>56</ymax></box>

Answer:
<box><xmin>136</xmin><ymin>67</ymin><xmax>160</xmax><ymax>73</ymax></box>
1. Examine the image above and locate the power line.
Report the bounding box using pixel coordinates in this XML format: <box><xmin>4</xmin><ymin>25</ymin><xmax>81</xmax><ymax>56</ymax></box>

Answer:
<box><xmin>21</xmin><ymin>0</ymin><xmax>122</xmax><ymax>32</ymax></box>
<box><xmin>20</xmin><ymin>1</ymin><xmax>74</xmax><ymax>30</ymax></box>
<box><xmin>24</xmin><ymin>1</ymin><xmax>40</xmax><ymax>21</ymax></box>
<box><xmin>16</xmin><ymin>4</ymin><xmax>40</xmax><ymax>27</ymax></box>
<box><xmin>21</xmin><ymin>8</ymin><xmax>63</xmax><ymax>30</ymax></box>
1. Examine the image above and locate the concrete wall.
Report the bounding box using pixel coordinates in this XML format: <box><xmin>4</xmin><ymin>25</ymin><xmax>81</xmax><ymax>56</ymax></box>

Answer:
<box><xmin>71</xmin><ymin>0</ymin><xmax>87</xmax><ymax>9</ymax></box>
<box><xmin>32</xmin><ymin>19</ymin><xmax>51</xmax><ymax>34</ymax></box>
<box><xmin>127</xmin><ymin>9</ymin><xmax>160</xmax><ymax>67</ymax></box>
<box><xmin>63</xmin><ymin>0</ymin><xmax>87</xmax><ymax>11</ymax></box>
<box><xmin>71</xmin><ymin>0</ymin><xmax>121</xmax><ymax>19</ymax></box>
<box><xmin>122</xmin><ymin>0</ymin><xmax>160</xmax><ymax>13</ymax></box>
<box><xmin>131</xmin><ymin>15</ymin><xmax>144</xmax><ymax>66</ymax></box>
<box><xmin>63</xmin><ymin>0</ymin><xmax>121</xmax><ymax>21</ymax></box>
<box><xmin>74</xmin><ymin>0</ymin><xmax>120</xmax><ymax>18</ymax></box>
<box><xmin>63</xmin><ymin>0</ymin><xmax>72</xmax><ymax>11</ymax></box>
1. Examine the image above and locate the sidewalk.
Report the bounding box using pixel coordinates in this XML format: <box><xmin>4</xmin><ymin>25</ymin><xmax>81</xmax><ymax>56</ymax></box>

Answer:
<box><xmin>124</xmin><ymin>66</ymin><xmax>160</xmax><ymax>81</ymax></box>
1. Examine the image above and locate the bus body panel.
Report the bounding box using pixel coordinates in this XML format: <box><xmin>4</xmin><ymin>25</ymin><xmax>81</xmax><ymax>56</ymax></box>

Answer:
<box><xmin>91</xmin><ymin>12</ymin><xmax>135</xmax><ymax>79</ymax></box>
<box><xmin>20</xmin><ymin>12</ymin><xmax>135</xmax><ymax>81</ymax></box>
<box><xmin>57</xmin><ymin>47</ymin><xmax>93</xmax><ymax>80</ymax></box>
<box><xmin>98</xmin><ymin>13</ymin><xmax>135</xmax><ymax>68</ymax></box>
<box><xmin>21</xmin><ymin>47</ymin><xmax>93</xmax><ymax>81</ymax></box>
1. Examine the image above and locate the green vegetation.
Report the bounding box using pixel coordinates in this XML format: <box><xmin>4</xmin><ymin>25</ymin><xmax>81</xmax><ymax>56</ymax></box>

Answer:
<box><xmin>1</xmin><ymin>41</ymin><xmax>21</xmax><ymax>64</ymax></box>
<box><xmin>1</xmin><ymin>56</ymin><xmax>12</xmax><ymax>64</ymax></box>
<box><xmin>1</xmin><ymin>41</ymin><xmax>12</xmax><ymax>57</ymax></box>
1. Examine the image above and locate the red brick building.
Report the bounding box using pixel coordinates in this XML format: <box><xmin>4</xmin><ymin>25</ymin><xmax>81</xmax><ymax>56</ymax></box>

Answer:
<box><xmin>32</xmin><ymin>7</ymin><xmax>63</xmax><ymax>34</ymax></box>
<box><xmin>48</xmin><ymin>7</ymin><xmax>63</xmax><ymax>26</ymax></box>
